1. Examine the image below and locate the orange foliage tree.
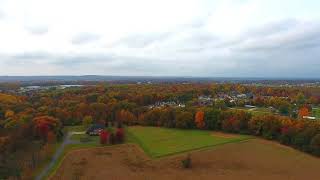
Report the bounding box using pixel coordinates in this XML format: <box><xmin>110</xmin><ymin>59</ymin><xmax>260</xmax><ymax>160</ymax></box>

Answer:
<box><xmin>195</xmin><ymin>111</ymin><xmax>205</xmax><ymax>129</ymax></box>
<box><xmin>298</xmin><ymin>106</ymin><xmax>309</xmax><ymax>118</ymax></box>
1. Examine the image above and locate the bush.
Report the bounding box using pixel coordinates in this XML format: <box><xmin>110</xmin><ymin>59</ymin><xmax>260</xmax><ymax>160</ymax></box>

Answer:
<box><xmin>262</xmin><ymin>116</ymin><xmax>282</xmax><ymax>140</ymax></box>
<box><xmin>115</xmin><ymin>128</ymin><xmax>125</xmax><ymax>143</ymax></box>
<box><xmin>99</xmin><ymin>130</ymin><xmax>109</xmax><ymax>145</ymax></box>
<box><xmin>181</xmin><ymin>154</ymin><xmax>192</xmax><ymax>169</ymax></box>
<box><xmin>310</xmin><ymin>134</ymin><xmax>320</xmax><ymax>156</ymax></box>
<box><xmin>109</xmin><ymin>133</ymin><xmax>116</xmax><ymax>145</ymax></box>
<box><xmin>292</xmin><ymin>127</ymin><xmax>318</xmax><ymax>152</ymax></box>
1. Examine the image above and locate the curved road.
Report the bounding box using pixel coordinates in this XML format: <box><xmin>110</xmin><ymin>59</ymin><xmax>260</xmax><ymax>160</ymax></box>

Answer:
<box><xmin>35</xmin><ymin>132</ymin><xmax>85</xmax><ymax>180</ymax></box>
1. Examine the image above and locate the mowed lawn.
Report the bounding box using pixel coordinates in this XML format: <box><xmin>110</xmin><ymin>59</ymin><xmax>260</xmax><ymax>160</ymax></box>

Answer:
<box><xmin>312</xmin><ymin>107</ymin><xmax>320</xmax><ymax>119</ymax></box>
<box><xmin>127</xmin><ymin>126</ymin><xmax>251</xmax><ymax>158</ymax></box>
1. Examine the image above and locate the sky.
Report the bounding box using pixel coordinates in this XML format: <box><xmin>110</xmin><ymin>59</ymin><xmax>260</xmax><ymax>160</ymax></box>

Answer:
<box><xmin>0</xmin><ymin>0</ymin><xmax>320</xmax><ymax>77</ymax></box>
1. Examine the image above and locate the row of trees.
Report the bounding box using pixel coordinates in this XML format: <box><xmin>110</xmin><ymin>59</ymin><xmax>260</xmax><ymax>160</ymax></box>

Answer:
<box><xmin>2</xmin><ymin>83</ymin><xmax>318</xmax><ymax>129</ymax></box>
<box><xmin>116</xmin><ymin>106</ymin><xmax>320</xmax><ymax>156</ymax></box>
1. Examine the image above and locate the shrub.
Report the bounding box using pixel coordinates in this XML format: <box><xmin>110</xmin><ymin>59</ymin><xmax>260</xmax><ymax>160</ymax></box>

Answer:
<box><xmin>99</xmin><ymin>130</ymin><xmax>109</xmax><ymax>145</ymax></box>
<box><xmin>279</xmin><ymin>126</ymin><xmax>296</xmax><ymax>145</ymax></box>
<box><xmin>115</xmin><ymin>128</ymin><xmax>125</xmax><ymax>143</ymax></box>
<box><xmin>310</xmin><ymin>134</ymin><xmax>320</xmax><ymax>156</ymax></box>
<box><xmin>109</xmin><ymin>133</ymin><xmax>116</xmax><ymax>145</ymax></box>
<box><xmin>262</xmin><ymin>115</ymin><xmax>282</xmax><ymax>140</ymax></box>
<box><xmin>181</xmin><ymin>154</ymin><xmax>192</xmax><ymax>169</ymax></box>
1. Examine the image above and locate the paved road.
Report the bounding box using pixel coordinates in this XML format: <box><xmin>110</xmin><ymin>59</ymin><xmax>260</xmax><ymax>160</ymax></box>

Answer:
<box><xmin>35</xmin><ymin>131</ymin><xmax>85</xmax><ymax>180</ymax></box>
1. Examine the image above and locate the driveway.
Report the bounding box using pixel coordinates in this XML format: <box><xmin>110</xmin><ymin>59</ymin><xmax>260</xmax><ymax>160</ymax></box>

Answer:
<box><xmin>35</xmin><ymin>131</ymin><xmax>85</xmax><ymax>180</ymax></box>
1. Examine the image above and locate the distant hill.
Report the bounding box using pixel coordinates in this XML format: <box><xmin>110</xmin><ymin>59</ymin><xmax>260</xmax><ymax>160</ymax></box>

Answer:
<box><xmin>0</xmin><ymin>75</ymin><xmax>319</xmax><ymax>85</ymax></box>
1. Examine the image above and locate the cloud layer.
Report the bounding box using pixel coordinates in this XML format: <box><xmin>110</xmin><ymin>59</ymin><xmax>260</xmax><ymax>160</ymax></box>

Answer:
<box><xmin>0</xmin><ymin>0</ymin><xmax>320</xmax><ymax>77</ymax></box>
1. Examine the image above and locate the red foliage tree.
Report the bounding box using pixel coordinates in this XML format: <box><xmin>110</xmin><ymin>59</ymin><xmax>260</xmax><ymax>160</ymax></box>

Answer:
<box><xmin>100</xmin><ymin>130</ymin><xmax>109</xmax><ymax>144</ymax></box>
<box><xmin>222</xmin><ymin>116</ymin><xmax>238</xmax><ymax>132</ymax></box>
<box><xmin>33</xmin><ymin>116</ymin><xmax>60</xmax><ymax>142</ymax></box>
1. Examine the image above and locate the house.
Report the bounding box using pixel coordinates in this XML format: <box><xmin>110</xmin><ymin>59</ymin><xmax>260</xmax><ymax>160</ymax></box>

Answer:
<box><xmin>86</xmin><ymin>124</ymin><xmax>105</xmax><ymax>136</ymax></box>
<box><xmin>198</xmin><ymin>95</ymin><xmax>213</xmax><ymax>106</ymax></box>
<box><xmin>148</xmin><ymin>101</ymin><xmax>185</xmax><ymax>109</ymax></box>
<box><xmin>303</xmin><ymin>116</ymin><xmax>317</xmax><ymax>120</ymax></box>
<box><xmin>245</xmin><ymin>105</ymin><xmax>256</xmax><ymax>108</ymax></box>
<box><xmin>237</xmin><ymin>94</ymin><xmax>247</xmax><ymax>98</ymax></box>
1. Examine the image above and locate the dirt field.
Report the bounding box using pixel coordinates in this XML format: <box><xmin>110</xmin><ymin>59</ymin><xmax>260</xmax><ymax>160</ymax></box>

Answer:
<box><xmin>51</xmin><ymin>139</ymin><xmax>320</xmax><ymax>180</ymax></box>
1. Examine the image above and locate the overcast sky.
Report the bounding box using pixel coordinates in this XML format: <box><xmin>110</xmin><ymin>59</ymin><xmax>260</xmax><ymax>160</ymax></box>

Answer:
<box><xmin>0</xmin><ymin>0</ymin><xmax>319</xmax><ymax>77</ymax></box>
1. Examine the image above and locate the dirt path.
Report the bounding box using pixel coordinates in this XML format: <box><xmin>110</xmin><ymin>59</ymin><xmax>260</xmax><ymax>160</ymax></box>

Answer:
<box><xmin>35</xmin><ymin>131</ymin><xmax>85</xmax><ymax>180</ymax></box>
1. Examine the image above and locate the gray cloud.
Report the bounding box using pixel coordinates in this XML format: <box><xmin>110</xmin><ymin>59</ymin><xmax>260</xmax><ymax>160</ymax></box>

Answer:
<box><xmin>1</xmin><ymin>18</ymin><xmax>320</xmax><ymax>78</ymax></box>
<box><xmin>26</xmin><ymin>26</ymin><xmax>49</xmax><ymax>35</ymax></box>
<box><xmin>113</xmin><ymin>32</ymin><xmax>173</xmax><ymax>48</ymax></box>
<box><xmin>12</xmin><ymin>52</ymin><xmax>50</xmax><ymax>60</ymax></box>
<box><xmin>246</xmin><ymin>19</ymin><xmax>300</xmax><ymax>38</ymax></box>
<box><xmin>190</xmin><ymin>19</ymin><xmax>320</xmax><ymax>55</ymax></box>
<box><xmin>71</xmin><ymin>33</ymin><xmax>101</xmax><ymax>45</ymax></box>
<box><xmin>2</xmin><ymin>43</ymin><xmax>319</xmax><ymax>78</ymax></box>
<box><xmin>3</xmin><ymin>52</ymin><xmax>115</xmax><ymax>67</ymax></box>
<box><xmin>0</xmin><ymin>11</ymin><xmax>4</xmax><ymax>19</ymax></box>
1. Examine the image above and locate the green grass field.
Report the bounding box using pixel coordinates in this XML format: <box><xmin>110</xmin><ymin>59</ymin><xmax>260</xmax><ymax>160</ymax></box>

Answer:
<box><xmin>230</xmin><ymin>107</ymin><xmax>274</xmax><ymax>116</ymax></box>
<box><xmin>70</xmin><ymin>133</ymin><xmax>101</xmax><ymax>144</ymax></box>
<box><xmin>64</xmin><ymin>125</ymin><xmax>86</xmax><ymax>132</ymax></box>
<box><xmin>127</xmin><ymin>126</ymin><xmax>251</xmax><ymax>158</ymax></box>
<box><xmin>312</xmin><ymin>108</ymin><xmax>320</xmax><ymax>119</ymax></box>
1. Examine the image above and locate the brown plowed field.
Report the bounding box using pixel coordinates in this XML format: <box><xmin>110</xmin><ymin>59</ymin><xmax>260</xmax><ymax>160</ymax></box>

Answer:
<box><xmin>51</xmin><ymin>139</ymin><xmax>320</xmax><ymax>180</ymax></box>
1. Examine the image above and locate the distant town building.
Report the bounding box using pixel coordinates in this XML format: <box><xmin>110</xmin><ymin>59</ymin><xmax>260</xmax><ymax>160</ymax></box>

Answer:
<box><xmin>303</xmin><ymin>116</ymin><xmax>316</xmax><ymax>120</ymax></box>
<box><xmin>148</xmin><ymin>101</ymin><xmax>185</xmax><ymax>109</ymax></box>
<box><xmin>198</xmin><ymin>95</ymin><xmax>213</xmax><ymax>106</ymax></box>
<box><xmin>245</xmin><ymin>105</ymin><xmax>256</xmax><ymax>108</ymax></box>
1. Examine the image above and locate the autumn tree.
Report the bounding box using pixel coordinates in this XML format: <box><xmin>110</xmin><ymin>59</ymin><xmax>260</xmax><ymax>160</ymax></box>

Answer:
<box><xmin>159</xmin><ymin>107</ymin><xmax>175</xmax><ymax>128</ymax></box>
<box><xmin>298</xmin><ymin>106</ymin><xmax>310</xmax><ymax>118</ymax></box>
<box><xmin>116</xmin><ymin>109</ymin><xmax>137</xmax><ymax>125</ymax></box>
<box><xmin>33</xmin><ymin>116</ymin><xmax>61</xmax><ymax>142</ymax></box>
<box><xmin>4</xmin><ymin>110</ymin><xmax>14</xmax><ymax>119</ymax></box>
<box><xmin>89</xmin><ymin>103</ymin><xmax>107</xmax><ymax>122</ymax></box>
<box><xmin>82</xmin><ymin>115</ymin><xmax>93</xmax><ymax>128</ymax></box>
<box><xmin>195</xmin><ymin>111</ymin><xmax>205</xmax><ymax>129</ymax></box>
<box><xmin>248</xmin><ymin>114</ymin><xmax>282</xmax><ymax>140</ymax></box>
<box><xmin>205</xmin><ymin>109</ymin><xmax>221</xmax><ymax>130</ymax></box>
<box><xmin>175</xmin><ymin>111</ymin><xmax>194</xmax><ymax>129</ymax></box>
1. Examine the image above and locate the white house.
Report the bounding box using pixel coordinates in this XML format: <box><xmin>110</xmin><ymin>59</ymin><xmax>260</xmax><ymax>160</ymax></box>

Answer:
<box><xmin>303</xmin><ymin>116</ymin><xmax>316</xmax><ymax>120</ymax></box>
